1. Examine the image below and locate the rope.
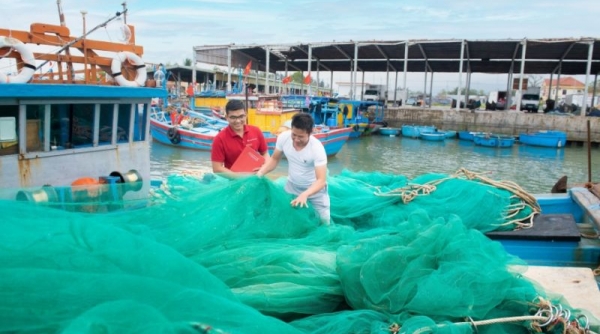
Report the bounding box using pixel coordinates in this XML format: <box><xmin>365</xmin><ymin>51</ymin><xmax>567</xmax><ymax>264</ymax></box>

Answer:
<box><xmin>405</xmin><ymin>297</ymin><xmax>597</xmax><ymax>334</ymax></box>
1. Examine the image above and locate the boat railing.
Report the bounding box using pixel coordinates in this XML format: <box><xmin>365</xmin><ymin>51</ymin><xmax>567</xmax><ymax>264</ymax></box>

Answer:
<box><xmin>0</xmin><ymin>14</ymin><xmax>151</xmax><ymax>86</ymax></box>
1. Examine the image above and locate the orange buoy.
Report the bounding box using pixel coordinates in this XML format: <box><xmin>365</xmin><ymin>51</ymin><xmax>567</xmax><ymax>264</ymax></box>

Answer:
<box><xmin>71</xmin><ymin>177</ymin><xmax>101</xmax><ymax>197</ymax></box>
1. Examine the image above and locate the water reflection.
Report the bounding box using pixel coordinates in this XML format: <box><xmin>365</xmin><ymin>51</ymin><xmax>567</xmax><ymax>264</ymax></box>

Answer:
<box><xmin>472</xmin><ymin>145</ymin><xmax>514</xmax><ymax>158</ymax></box>
<box><xmin>517</xmin><ymin>145</ymin><xmax>565</xmax><ymax>161</ymax></box>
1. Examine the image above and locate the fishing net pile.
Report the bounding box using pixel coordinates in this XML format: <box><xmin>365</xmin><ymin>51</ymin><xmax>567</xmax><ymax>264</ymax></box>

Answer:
<box><xmin>0</xmin><ymin>169</ymin><xmax>597</xmax><ymax>334</ymax></box>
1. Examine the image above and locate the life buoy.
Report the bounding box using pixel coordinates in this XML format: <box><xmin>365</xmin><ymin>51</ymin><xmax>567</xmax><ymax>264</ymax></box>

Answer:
<box><xmin>167</xmin><ymin>127</ymin><xmax>181</xmax><ymax>144</ymax></box>
<box><xmin>0</xmin><ymin>36</ymin><xmax>36</xmax><ymax>84</ymax></box>
<box><xmin>110</xmin><ymin>51</ymin><xmax>147</xmax><ymax>87</ymax></box>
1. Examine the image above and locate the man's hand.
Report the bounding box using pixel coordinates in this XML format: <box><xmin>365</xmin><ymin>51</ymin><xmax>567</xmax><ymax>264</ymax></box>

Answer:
<box><xmin>290</xmin><ymin>193</ymin><xmax>309</xmax><ymax>208</ymax></box>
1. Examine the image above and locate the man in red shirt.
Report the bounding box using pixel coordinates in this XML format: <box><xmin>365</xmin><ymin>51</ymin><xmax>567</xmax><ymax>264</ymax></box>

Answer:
<box><xmin>211</xmin><ymin>99</ymin><xmax>268</xmax><ymax>177</ymax></box>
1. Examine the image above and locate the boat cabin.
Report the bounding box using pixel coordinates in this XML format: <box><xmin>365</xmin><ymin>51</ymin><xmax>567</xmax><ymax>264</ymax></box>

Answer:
<box><xmin>0</xmin><ymin>84</ymin><xmax>162</xmax><ymax>199</ymax></box>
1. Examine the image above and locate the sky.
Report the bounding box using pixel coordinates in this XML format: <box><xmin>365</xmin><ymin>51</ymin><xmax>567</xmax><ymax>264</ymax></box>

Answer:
<box><xmin>1</xmin><ymin>0</ymin><xmax>599</xmax><ymax>94</ymax></box>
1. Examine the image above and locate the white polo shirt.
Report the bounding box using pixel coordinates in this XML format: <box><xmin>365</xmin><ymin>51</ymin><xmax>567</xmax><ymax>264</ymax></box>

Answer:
<box><xmin>276</xmin><ymin>130</ymin><xmax>327</xmax><ymax>188</ymax></box>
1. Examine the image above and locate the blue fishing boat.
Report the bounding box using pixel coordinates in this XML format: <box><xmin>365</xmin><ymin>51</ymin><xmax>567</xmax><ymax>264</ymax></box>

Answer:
<box><xmin>263</xmin><ymin>126</ymin><xmax>352</xmax><ymax>156</ymax></box>
<box><xmin>0</xmin><ymin>8</ymin><xmax>165</xmax><ymax>204</ymax></box>
<box><xmin>519</xmin><ymin>130</ymin><xmax>567</xmax><ymax>148</ymax></box>
<box><xmin>488</xmin><ymin>187</ymin><xmax>600</xmax><ymax>271</ymax></box>
<box><xmin>402</xmin><ymin>125</ymin><xmax>438</xmax><ymax>138</ymax></box>
<box><xmin>420</xmin><ymin>131</ymin><xmax>446</xmax><ymax>141</ymax></box>
<box><xmin>378</xmin><ymin>127</ymin><xmax>401</xmax><ymax>136</ymax></box>
<box><xmin>151</xmin><ymin>101</ymin><xmax>352</xmax><ymax>156</ymax></box>
<box><xmin>441</xmin><ymin>130</ymin><xmax>457</xmax><ymax>139</ymax></box>
<box><xmin>458</xmin><ymin>130</ymin><xmax>487</xmax><ymax>141</ymax></box>
<box><xmin>401</xmin><ymin>125</ymin><xmax>420</xmax><ymax>138</ymax></box>
<box><xmin>336</xmin><ymin>99</ymin><xmax>386</xmax><ymax>138</ymax></box>
<box><xmin>150</xmin><ymin>108</ymin><xmax>223</xmax><ymax>150</ymax></box>
<box><xmin>473</xmin><ymin>134</ymin><xmax>516</xmax><ymax>148</ymax></box>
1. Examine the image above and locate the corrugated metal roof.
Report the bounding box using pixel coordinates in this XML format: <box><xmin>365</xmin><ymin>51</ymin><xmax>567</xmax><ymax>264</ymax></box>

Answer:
<box><xmin>193</xmin><ymin>38</ymin><xmax>600</xmax><ymax>75</ymax></box>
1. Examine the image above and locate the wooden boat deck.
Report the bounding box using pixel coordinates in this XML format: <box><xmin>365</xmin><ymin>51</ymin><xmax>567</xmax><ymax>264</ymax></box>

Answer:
<box><xmin>522</xmin><ymin>266</ymin><xmax>600</xmax><ymax>320</ymax></box>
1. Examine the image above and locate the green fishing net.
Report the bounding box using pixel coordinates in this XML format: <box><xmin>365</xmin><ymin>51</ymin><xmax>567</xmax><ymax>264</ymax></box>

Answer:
<box><xmin>0</xmin><ymin>170</ymin><xmax>597</xmax><ymax>334</ymax></box>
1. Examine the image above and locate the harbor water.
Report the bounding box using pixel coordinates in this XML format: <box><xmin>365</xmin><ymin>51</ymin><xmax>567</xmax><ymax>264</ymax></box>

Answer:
<box><xmin>150</xmin><ymin>135</ymin><xmax>600</xmax><ymax>194</ymax></box>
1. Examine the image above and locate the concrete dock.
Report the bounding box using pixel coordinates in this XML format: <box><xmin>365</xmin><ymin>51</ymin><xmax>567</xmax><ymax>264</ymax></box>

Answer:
<box><xmin>384</xmin><ymin>107</ymin><xmax>600</xmax><ymax>144</ymax></box>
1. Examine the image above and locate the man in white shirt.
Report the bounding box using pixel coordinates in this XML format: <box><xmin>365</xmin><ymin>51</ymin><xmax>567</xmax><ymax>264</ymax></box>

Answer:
<box><xmin>257</xmin><ymin>113</ymin><xmax>330</xmax><ymax>224</ymax></box>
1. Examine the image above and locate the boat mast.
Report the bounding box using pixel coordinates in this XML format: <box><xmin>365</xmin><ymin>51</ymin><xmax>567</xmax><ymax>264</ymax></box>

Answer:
<box><xmin>56</xmin><ymin>0</ymin><xmax>75</xmax><ymax>82</ymax></box>
<box><xmin>122</xmin><ymin>2</ymin><xmax>127</xmax><ymax>24</ymax></box>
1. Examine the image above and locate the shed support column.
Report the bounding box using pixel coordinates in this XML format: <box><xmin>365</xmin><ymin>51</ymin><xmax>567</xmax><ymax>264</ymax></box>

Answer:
<box><xmin>582</xmin><ymin>40</ymin><xmax>594</xmax><ymax>116</ymax></box>
<box><xmin>423</xmin><ymin>62</ymin><xmax>428</xmax><ymax>107</ymax></box>
<box><xmin>192</xmin><ymin>47</ymin><xmax>197</xmax><ymax>92</ymax></box>
<box><xmin>352</xmin><ymin>44</ymin><xmax>358</xmax><ymax>100</ymax></box>
<box><xmin>548</xmin><ymin>71</ymin><xmax>554</xmax><ymax>102</ymax></box>
<box><xmin>227</xmin><ymin>47</ymin><xmax>232</xmax><ymax>92</ymax></box>
<box><xmin>385</xmin><ymin>61</ymin><xmax>390</xmax><ymax>105</ymax></box>
<box><xmin>394</xmin><ymin>71</ymin><xmax>399</xmax><ymax>105</ymax></box>
<box><xmin>429</xmin><ymin>72</ymin><xmax>434</xmax><ymax>109</ymax></box>
<box><xmin>555</xmin><ymin>64</ymin><xmax>562</xmax><ymax>102</ymax></box>
<box><xmin>361</xmin><ymin>71</ymin><xmax>365</xmax><ymax>100</ymax></box>
<box><xmin>316</xmin><ymin>60</ymin><xmax>320</xmax><ymax>96</ymax></box>
<box><xmin>265</xmin><ymin>47</ymin><xmax>270</xmax><ymax>94</ymax></box>
<box><xmin>307</xmin><ymin>45</ymin><xmax>312</xmax><ymax>96</ymax></box>
<box><xmin>456</xmin><ymin>40</ymin><xmax>465</xmax><ymax>111</ymax></box>
<box><xmin>465</xmin><ymin>70</ymin><xmax>471</xmax><ymax>107</ymax></box>
<box><xmin>284</xmin><ymin>60</ymin><xmax>289</xmax><ymax>94</ymax></box>
<box><xmin>506</xmin><ymin>70</ymin><xmax>513</xmax><ymax>111</ymax></box>
<box><xmin>516</xmin><ymin>39</ymin><xmax>527</xmax><ymax>112</ymax></box>
<box><xmin>403</xmin><ymin>41</ymin><xmax>408</xmax><ymax>104</ymax></box>
<box><xmin>330</xmin><ymin>71</ymin><xmax>334</xmax><ymax>97</ymax></box>
<box><xmin>592</xmin><ymin>73</ymin><xmax>598</xmax><ymax>109</ymax></box>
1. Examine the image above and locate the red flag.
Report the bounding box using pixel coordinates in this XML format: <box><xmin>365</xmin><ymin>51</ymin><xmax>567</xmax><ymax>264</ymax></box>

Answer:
<box><xmin>282</xmin><ymin>76</ymin><xmax>292</xmax><ymax>84</ymax></box>
<box><xmin>303</xmin><ymin>73</ymin><xmax>311</xmax><ymax>84</ymax></box>
<box><xmin>243</xmin><ymin>61</ymin><xmax>252</xmax><ymax>76</ymax></box>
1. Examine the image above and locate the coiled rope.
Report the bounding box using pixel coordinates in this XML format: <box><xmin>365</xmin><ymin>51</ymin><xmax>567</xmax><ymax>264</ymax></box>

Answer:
<box><xmin>372</xmin><ymin>168</ymin><xmax>541</xmax><ymax>229</ymax></box>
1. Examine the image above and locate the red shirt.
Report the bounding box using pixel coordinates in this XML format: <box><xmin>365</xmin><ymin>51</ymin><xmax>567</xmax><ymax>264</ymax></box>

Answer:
<box><xmin>211</xmin><ymin>125</ymin><xmax>267</xmax><ymax>169</ymax></box>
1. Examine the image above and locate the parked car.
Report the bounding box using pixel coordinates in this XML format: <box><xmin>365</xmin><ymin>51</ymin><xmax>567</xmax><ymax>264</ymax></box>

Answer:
<box><xmin>406</xmin><ymin>97</ymin><xmax>418</xmax><ymax>106</ymax></box>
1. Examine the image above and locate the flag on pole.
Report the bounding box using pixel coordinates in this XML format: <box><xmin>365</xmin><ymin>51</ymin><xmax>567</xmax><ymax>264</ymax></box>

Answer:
<box><xmin>243</xmin><ymin>61</ymin><xmax>252</xmax><ymax>76</ymax></box>
<box><xmin>303</xmin><ymin>72</ymin><xmax>311</xmax><ymax>84</ymax></box>
<box><xmin>282</xmin><ymin>76</ymin><xmax>292</xmax><ymax>84</ymax></box>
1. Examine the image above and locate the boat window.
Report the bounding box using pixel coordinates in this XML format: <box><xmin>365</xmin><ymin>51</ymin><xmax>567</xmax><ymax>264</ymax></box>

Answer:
<box><xmin>1</xmin><ymin>101</ymin><xmax>147</xmax><ymax>155</ymax></box>
<box><xmin>99</xmin><ymin>104</ymin><xmax>115</xmax><ymax>145</ymax></box>
<box><xmin>133</xmin><ymin>104</ymin><xmax>147</xmax><ymax>142</ymax></box>
<box><xmin>0</xmin><ymin>105</ymin><xmax>19</xmax><ymax>156</ymax></box>
<box><xmin>50</xmin><ymin>103</ymin><xmax>95</xmax><ymax>150</ymax></box>
<box><xmin>117</xmin><ymin>104</ymin><xmax>131</xmax><ymax>143</ymax></box>
<box><xmin>25</xmin><ymin>105</ymin><xmax>45</xmax><ymax>152</ymax></box>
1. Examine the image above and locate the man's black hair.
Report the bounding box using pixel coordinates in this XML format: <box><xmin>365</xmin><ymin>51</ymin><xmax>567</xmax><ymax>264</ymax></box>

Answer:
<box><xmin>291</xmin><ymin>113</ymin><xmax>314</xmax><ymax>134</ymax></box>
<box><xmin>225</xmin><ymin>100</ymin><xmax>246</xmax><ymax>114</ymax></box>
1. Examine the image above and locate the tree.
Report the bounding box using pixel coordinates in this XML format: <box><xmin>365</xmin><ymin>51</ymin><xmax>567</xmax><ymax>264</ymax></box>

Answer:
<box><xmin>446</xmin><ymin>87</ymin><xmax>480</xmax><ymax>95</ymax></box>
<box><xmin>527</xmin><ymin>74</ymin><xmax>543</xmax><ymax>88</ymax></box>
<box><xmin>290</xmin><ymin>71</ymin><xmax>305</xmax><ymax>83</ymax></box>
<box><xmin>184</xmin><ymin>58</ymin><xmax>192</xmax><ymax>66</ymax></box>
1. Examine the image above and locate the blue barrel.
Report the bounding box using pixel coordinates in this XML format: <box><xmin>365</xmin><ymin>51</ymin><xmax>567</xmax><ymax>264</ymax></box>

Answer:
<box><xmin>326</xmin><ymin>118</ymin><xmax>337</xmax><ymax>127</ymax></box>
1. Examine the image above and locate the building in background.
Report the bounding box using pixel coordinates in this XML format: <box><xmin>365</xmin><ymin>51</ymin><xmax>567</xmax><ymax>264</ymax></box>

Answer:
<box><xmin>541</xmin><ymin>77</ymin><xmax>585</xmax><ymax>102</ymax></box>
